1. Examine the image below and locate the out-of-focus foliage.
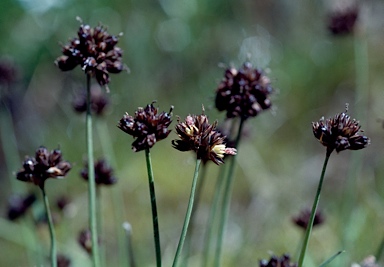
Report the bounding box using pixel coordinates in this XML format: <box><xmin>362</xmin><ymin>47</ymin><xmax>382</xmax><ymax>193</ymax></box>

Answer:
<box><xmin>1</xmin><ymin>0</ymin><xmax>384</xmax><ymax>266</ymax></box>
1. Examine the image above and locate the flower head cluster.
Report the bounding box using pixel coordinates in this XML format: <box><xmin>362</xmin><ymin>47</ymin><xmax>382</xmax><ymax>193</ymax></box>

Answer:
<box><xmin>81</xmin><ymin>158</ymin><xmax>117</xmax><ymax>186</ymax></box>
<box><xmin>215</xmin><ymin>62</ymin><xmax>273</xmax><ymax>120</ymax></box>
<box><xmin>55</xmin><ymin>19</ymin><xmax>124</xmax><ymax>88</ymax></box>
<box><xmin>328</xmin><ymin>7</ymin><xmax>358</xmax><ymax>35</ymax></box>
<box><xmin>73</xmin><ymin>86</ymin><xmax>109</xmax><ymax>115</ymax></box>
<box><xmin>312</xmin><ymin>111</ymin><xmax>370</xmax><ymax>153</ymax></box>
<box><xmin>57</xmin><ymin>254</ymin><xmax>71</xmax><ymax>267</ymax></box>
<box><xmin>56</xmin><ymin>196</ymin><xmax>71</xmax><ymax>211</ymax></box>
<box><xmin>259</xmin><ymin>254</ymin><xmax>297</xmax><ymax>267</ymax></box>
<box><xmin>78</xmin><ymin>229</ymin><xmax>92</xmax><ymax>255</ymax></box>
<box><xmin>6</xmin><ymin>193</ymin><xmax>36</xmax><ymax>221</ymax></box>
<box><xmin>292</xmin><ymin>208</ymin><xmax>325</xmax><ymax>230</ymax></box>
<box><xmin>172</xmin><ymin>110</ymin><xmax>237</xmax><ymax>165</ymax></box>
<box><xmin>16</xmin><ymin>146</ymin><xmax>71</xmax><ymax>189</ymax></box>
<box><xmin>0</xmin><ymin>56</ymin><xmax>18</xmax><ymax>86</ymax></box>
<box><xmin>118</xmin><ymin>102</ymin><xmax>173</xmax><ymax>152</ymax></box>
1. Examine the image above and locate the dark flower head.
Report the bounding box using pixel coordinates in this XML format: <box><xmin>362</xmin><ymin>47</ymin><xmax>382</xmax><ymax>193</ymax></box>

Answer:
<box><xmin>81</xmin><ymin>158</ymin><xmax>117</xmax><ymax>186</ymax></box>
<box><xmin>73</xmin><ymin>86</ymin><xmax>109</xmax><ymax>115</ymax></box>
<box><xmin>215</xmin><ymin>62</ymin><xmax>273</xmax><ymax>120</ymax></box>
<box><xmin>172</xmin><ymin>108</ymin><xmax>237</xmax><ymax>165</ymax></box>
<box><xmin>312</xmin><ymin>109</ymin><xmax>370</xmax><ymax>153</ymax></box>
<box><xmin>78</xmin><ymin>229</ymin><xmax>93</xmax><ymax>255</ymax></box>
<box><xmin>6</xmin><ymin>193</ymin><xmax>36</xmax><ymax>221</ymax></box>
<box><xmin>118</xmin><ymin>102</ymin><xmax>173</xmax><ymax>152</ymax></box>
<box><xmin>55</xmin><ymin>18</ymin><xmax>125</xmax><ymax>89</ymax></box>
<box><xmin>0</xmin><ymin>56</ymin><xmax>18</xmax><ymax>86</ymax></box>
<box><xmin>259</xmin><ymin>254</ymin><xmax>297</xmax><ymax>267</ymax></box>
<box><xmin>57</xmin><ymin>196</ymin><xmax>71</xmax><ymax>211</ymax></box>
<box><xmin>16</xmin><ymin>146</ymin><xmax>71</xmax><ymax>189</ymax></box>
<box><xmin>57</xmin><ymin>254</ymin><xmax>71</xmax><ymax>267</ymax></box>
<box><xmin>292</xmin><ymin>208</ymin><xmax>325</xmax><ymax>230</ymax></box>
<box><xmin>328</xmin><ymin>7</ymin><xmax>358</xmax><ymax>36</ymax></box>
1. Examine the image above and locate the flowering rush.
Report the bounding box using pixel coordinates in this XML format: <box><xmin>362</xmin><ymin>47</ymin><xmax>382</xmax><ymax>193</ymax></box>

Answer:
<box><xmin>172</xmin><ymin>109</ymin><xmax>237</xmax><ymax>164</ymax></box>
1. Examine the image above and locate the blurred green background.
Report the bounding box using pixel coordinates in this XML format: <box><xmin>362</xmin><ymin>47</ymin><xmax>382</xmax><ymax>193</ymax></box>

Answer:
<box><xmin>1</xmin><ymin>0</ymin><xmax>384</xmax><ymax>266</ymax></box>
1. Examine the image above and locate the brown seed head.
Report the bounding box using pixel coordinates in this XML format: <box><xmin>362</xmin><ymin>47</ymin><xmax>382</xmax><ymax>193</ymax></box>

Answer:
<box><xmin>81</xmin><ymin>158</ymin><xmax>117</xmax><ymax>186</ymax></box>
<box><xmin>312</xmin><ymin>111</ymin><xmax>370</xmax><ymax>154</ymax></box>
<box><xmin>55</xmin><ymin>21</ymin><xmax>124</xmax><ymax>88</ymax></box>
<box><xmin>292</xmin><ymin>208</ymin><xmax>325</xmax><ymax>230</ymax></box>
<box><xmin>16</xmin><ymin>146</ymin><xmax>71</xmax><ymax>189</ymax></box>
<box><xmin>78</xmin><ymin>229</ymin><xmax>93</xmax><ymax>255</ymax></box>
<box><xmin>57</xmin><ymin>254</ymin><xmax>71</xmax><ymax>267</ymax></box>
<box><xmin>6</xmin><ymin>193</ymin><xmax>36</xmax><ymax>221</ymax></box>
<box><xmin>73</xmin><ymin>86</ymin><xmax>109</xmax><ymax>115</ymax></box>
<box><xmin>259</xmin><ymin>254</ymin><xmax>297</xmax><ymax>267</ymax></box>
<box><xmin>215</xmin><ymin>62</ymin><xmax>273</xmax><ymax>120</ymax></box>
<box><xmin>118</xmin><ymin>102</ymin><xmax>173</xmax><ymax>152</ymax></box>
<box><xmin>172</xmin><ymin>109</ymin><xmax>237</xmax><ymax>165</ymax></box>
<box><xmin>328</xmin><ymin>7</ymin><xmax>358</xmax><ymax>36</ymax></box>
<box><xmin>0</xmin><ymin>57</ymin><xmax>18</xmax><ymax>86</ymax></box>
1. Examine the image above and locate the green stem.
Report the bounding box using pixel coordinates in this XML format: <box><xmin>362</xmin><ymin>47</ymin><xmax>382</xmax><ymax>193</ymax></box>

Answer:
<box><xmin>214</xmin><ymin>118</ymin><xmax>244</xmax><ymax>267</ymax></box>
<box><xmin>172</xmin><ymin>158</ymin><xmax>202</xmax><ymax>267</ymax></box>
<box><xmin>319</xmin><ymin>250</ymin><xmax>345</xmax><ymax>267</ymax></box>
<box><xmin>202</xmin><ymin>165</ymin><xmax>227</xmax><ymax>267</ymax></box>
<box><xmin>41</xmin><ymin>186</ymin><xmax>57</xmax><ymax>267</ymax></box>
<box><xmin>297</xmin><ymin>150</ymin><xmax>331</xmax><ymax>267</ymax></box>
<box><xmin>183</xmin><ymin>163</ymin><xmax>208</xmax><ymax>267</ymax></box>
<box><xmin>122</xmin><ymin>222</ymin><xmax>136</xmax><ymax>267</ymax></box>
<box><xmin>145</xmin><ymin>148</ymin><xmax>162</xmax><ymax>267</ymax></box>
<box><xmin>97</xmin><ymin>118</ymin><xmax>128</xmax><ymax>267</ymax></box>
<box><xmin>86</xmin><ymin>74</ymin><xmax>100</xmax><ymax>267</ymax></box>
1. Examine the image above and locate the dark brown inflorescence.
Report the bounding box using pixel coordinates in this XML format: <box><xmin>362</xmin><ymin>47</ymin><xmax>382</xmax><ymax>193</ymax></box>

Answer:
<box><xmin>118</xmin><ymin>102</ymin><xmax>173</xmax><ymax>152</ymax></box>
<box><xmin>55</xmin><ymin>20</ymin><xmax>124</xmax><ymax>88</ymax></box>
<box><xmin>57</xmin><ymin>254</ymin><xmax>71</xmax><ymax>267</ymax></box>
<box><xmin>215</xmin><ymin>62</ymin><xmax>273</xmax><ymax>120</ymax></box>
<box><xmin>16</xmin><ymin>146</ymin><xmax>71</xmax><ymax>189</ymax></box>
<box><xmin>56</xmin><ymin>196</ymin><xmax>71</xmax><ymax>211</ymax></box>
<box><xmin>81</xmin><ymin>158</ymin><xmax>117</xmax><ymax>186</ymax></box>
<box><xmin>0</xmin><ymin>57</ymin><xmax>18</xmax><ymax>86</ymax></box>
<box><xmin>312</xmin><ymin>111</ymin><xmax>370</xmax><ymax>153</ymax></box>
<box><xmin>73</xmin><ymin>86</ymin><xmax>109</xmax><ymax>115</ymax></box>
<box><xmin>78</xmin><ymin>229</ymin><xmax>93</xmax><ymax>255</ymax></box>
<box><xmin>172</xmin><ymin>108</ymin><xmax>237</xmax><ymax>165</ymax></box>
<box><xmin>327</xmin><ymin>7</ymin><xmax>358</xmax><ymax>35</ymax></box>
<box><xmin>259</xmin><ymin>254</ymin><xmax>297</xmax><ymax>267</ymax></box>
<box><xmin>293</xmin><ymin>208</ymin><xmax>325</xmax><ymax>230</ymax></box>
<box><xmin>6</xmin><ymin>193</ymin><xmax>36</xmax><ymax>221</ymax></box>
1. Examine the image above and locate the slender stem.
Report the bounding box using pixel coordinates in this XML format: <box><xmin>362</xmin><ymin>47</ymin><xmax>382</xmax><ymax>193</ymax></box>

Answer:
<box><xmin>183</xmin><ymin>163</ymin><xmax>208</xmax><ymax>267</ymax></box>
<box><xmin>86</xmin><ymin>74</ymin><xmax>100</xmax><ymax>267</ymax></box>
<box><xmin>97</xmin><ymin>119</ymin><xmax>128</xmax><ymax>267</ymax></box>
<box><xmin>172</xmin><ymin>158</ymin><xmax>202</xmax><ymax>267</ymax></box>
<box><xmin>122</xmin><ymin>222</ymin><xmax>136</xmax><ymax>267</ymax></box>
<box><xmin>319</xmin><ymin>250</ymin><xmax>345</xmax><ymax>267</ymax></box>
<box><xmin>202</xmin><ymin>165</ymin><xmax>227</xmax><ymax>267</ymax></box>
<box><xmin>41</xmin><ymin>186</ymin><xmax>57</xmax><ymax>267</ymax></box>
<box><xmin>145</xmin><ymin>148</ymin><xmax>162</xmax><ymax>267</ymax></box>
<box><xmin>297</xmin><ymin>150</ymin><xmax>331</xmax><ymax>267</ymax></box>
<box><xmin>214</xmin><ymin>118</ymin><xmax>245</xmax><ymax>267</ymax></box>
<box><xmin>96</xmin><ymin>187</ymin><xmax>106</xmax><ymax>267</ymax></box>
